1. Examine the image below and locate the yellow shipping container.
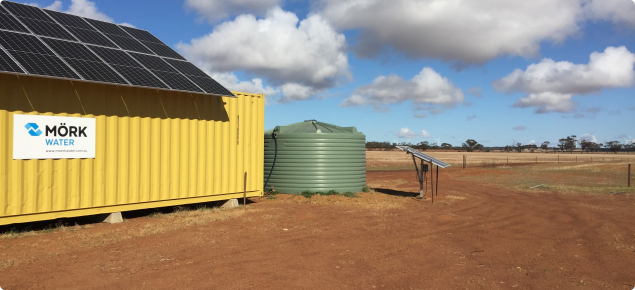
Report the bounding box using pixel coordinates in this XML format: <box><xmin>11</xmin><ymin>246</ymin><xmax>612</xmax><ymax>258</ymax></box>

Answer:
<box><xmin>0</xmin><ymin>73</ymin><xmax>264</xmax><ymax>225</ymax></box>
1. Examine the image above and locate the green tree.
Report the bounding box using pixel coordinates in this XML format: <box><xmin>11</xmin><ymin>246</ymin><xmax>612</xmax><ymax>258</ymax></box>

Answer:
<box><xmin>513</xmin><ymin>142</ymin><xmax>525</xmax><ymax>153</ymax></box>
<box><xmin>540</xmin><ymin>141</ymin><xmax>550</xmax><ymax>150</ymax></box>
<box><xmin>441</xmin><ymin>143</ymin><xmax>453</xmax><ymax>150</ymax></box>
<box><xmin>604</xmin><ymin>141</ymin><xmax>623</xmax><ymax>154</ymax></box>
<box><xmin>462</xmin><ymin>139</ymin><xmax>480</xmax><ymax>152</ymax></box>
<box><xmin>558</xmin><ymin>136</ymin><xmax>577</xmax><ymax>153</ymax></box>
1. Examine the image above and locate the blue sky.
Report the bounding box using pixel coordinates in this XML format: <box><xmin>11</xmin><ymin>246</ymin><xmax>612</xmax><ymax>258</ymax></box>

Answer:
<box><xmin>22</xmin><ymin>0</ymin><xmax>635</xmax><ymax>147</ymax></box>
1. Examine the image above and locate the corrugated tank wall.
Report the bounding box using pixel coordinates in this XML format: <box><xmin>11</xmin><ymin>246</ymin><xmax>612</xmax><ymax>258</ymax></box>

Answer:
<box><xmin>0</xmin><ymin>74</ymin><xmax>264</xmax><ymax>225</ymax></box>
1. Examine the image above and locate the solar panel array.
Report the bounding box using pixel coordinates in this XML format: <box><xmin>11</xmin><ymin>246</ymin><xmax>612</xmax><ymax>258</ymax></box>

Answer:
<box><xmin>0</xmin><ymin>1</ymin><xmax>234</xmax><ymax>97</ymax></box>
<box><xmin>396</xmin><ymin>146</ymin><xmax>451</xmax><ymax>168</ymax></box>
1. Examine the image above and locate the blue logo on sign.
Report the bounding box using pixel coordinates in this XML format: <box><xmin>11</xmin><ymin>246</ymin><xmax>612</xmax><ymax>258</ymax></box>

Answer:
<box><xmin>25</xmin><ymin>123</ymin><xmax>42</xmax><ymax>136</ymax></box>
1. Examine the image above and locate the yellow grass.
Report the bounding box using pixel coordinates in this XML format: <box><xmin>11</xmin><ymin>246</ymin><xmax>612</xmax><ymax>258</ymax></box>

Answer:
<box><xmin>367</xmin><ymin>150</ymin><xmax>634</xmax><ymax>168</ymax></box>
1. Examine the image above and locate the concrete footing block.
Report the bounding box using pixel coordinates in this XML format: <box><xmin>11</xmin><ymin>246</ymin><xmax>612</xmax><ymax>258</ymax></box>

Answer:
<box><xmin>220</xmin><ymin>198</ymin><xmax>239</xmax><ymax>209</ymax></box>
<box><xmin>86</xmin><ymin>212</ymin><xmax>123</xmax><ymax>224</ymax></box>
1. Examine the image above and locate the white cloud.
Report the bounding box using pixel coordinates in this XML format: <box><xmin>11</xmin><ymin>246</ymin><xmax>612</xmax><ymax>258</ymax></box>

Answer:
<box><xmin>578</xmin><ymin>134</ymin><xmax>598</xmax><ymax>143</ymax></box>
<box><xmin>340</xmin><ymin>67</ymin><xmax>464</xmax><ymax>114</ymax></box>
<box><xmin>210</xmin><ymin>72</ymin><xmax>279</xmax><ymax>97</ymax></box>
<box><xmin>45</xmin><ymin>0</ymin><xmax>62</xmax><ymax>10</ymax></box>
<box><xmin>66</xmin><ymin>0</ymin><xmax>112</xmax><ymax>21</ymax></box>
<box><xmin>495</xmin><ymin>46</ymin><xmax>635</xmax><ymax>113</ymax></box>
<box><xmin>420</xmin><ymin>129</ymin><xmax>431</xmax><ymax>138</ymax></box>
<box><xmin>319</xmin><ymin>0</ymin><xmax>583</xmax><ymax>64</ymax></box>
<box><xmin>494</xmin><ymin>46</ymin><xmax>635</xmax><ymax>95</ymax></box>
<box><xmin>397</xmin><ymin>128</ymin><xmax>417</xmax><ymax>139</ymax></box>
<box><xmin>39</xmin><ymin>0</ymin><xmax>133</xmax><ymax>26</ymax></box>
<box><xmin>178</xmin><ymin>7</ymin><xmax>350</xmax><ymax>102</ymax></box>
<box><xmin>185</xmin><ymin>0</ymin><xmax>281</xmax><ymax>23</ymax></box>
<box><xmin>583</xmin><ymin>0</ymin><xmax>635</xmax><ymax>27</ymax></box>
<box><xmin>513</xmin><ymin>93</ymin><xmax>577</xmax><ymax>114</ymax></box>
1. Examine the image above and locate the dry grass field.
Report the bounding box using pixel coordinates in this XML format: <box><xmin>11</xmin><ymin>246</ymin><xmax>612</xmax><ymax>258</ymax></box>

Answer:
<box><xmin>367</xmin><ymin>150</ymin><xmax>634</xmax><ymax>169</ymax></box>
<box><xmin>0</xmin><ymin>151</ymin><xmax>633</xmax><ymax>289</ymax></box>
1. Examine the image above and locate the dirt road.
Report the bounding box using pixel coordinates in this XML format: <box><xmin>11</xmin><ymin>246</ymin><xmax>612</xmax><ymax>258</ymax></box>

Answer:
<box><xmin>1</xmin><ymin>166</ymin><xmax>634</xmax><ymax>289</ymax></box>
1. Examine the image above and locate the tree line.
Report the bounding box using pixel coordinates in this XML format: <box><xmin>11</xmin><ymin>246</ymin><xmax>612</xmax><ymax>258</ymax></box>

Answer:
<box><xmin>366</xmin><ymin>136</ymin><xmax>634</xmax><ymax>154</ymax></box>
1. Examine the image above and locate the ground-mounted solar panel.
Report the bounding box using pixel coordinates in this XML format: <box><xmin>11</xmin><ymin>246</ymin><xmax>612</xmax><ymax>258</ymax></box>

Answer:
<box><xmin>0</xmin><ymin>1</ymin><xmax>235</xmax><ymax>97</ymax></box>
<box><xmin>396</xmin><ymin>146</ymin><xmax>451</xmax><ymax>168</ymax></box>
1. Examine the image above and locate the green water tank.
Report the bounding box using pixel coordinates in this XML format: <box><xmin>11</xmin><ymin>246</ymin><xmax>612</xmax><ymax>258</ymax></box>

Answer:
<box><xmin>263</xmin><ymin>120</ymin><xmax>366</xmax><ymax>194</ymax></box>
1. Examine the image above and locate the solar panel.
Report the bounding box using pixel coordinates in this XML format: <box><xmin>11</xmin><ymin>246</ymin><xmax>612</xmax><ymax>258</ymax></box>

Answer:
<box><xmin>41</xmin><ymin>38</ymin><xmax>100</xmax><ymax>61</ymax></box>
<box><xmin>129</xmin><ymin>52</ymin><xmax>177</xmax><ymax>72</ymax></box>
<box><xmin>1</xmin><ymin>1</ymin><xmax>51</xmax><ymax>21</ymax></box>
<box><xmin>106</xmin><ymin>34</ymin><xmax>153</xmax><ymax>54</ymax></box>
<box><xmin>396</xmin><ymin>146</ymin><xmax>451</xmax><ymax>168</ymax></box>
<box><xmin>84</xmin><ymin>18</ymin><xmax>129</xmax><ymax>37</ymax></box>
<box><xmin>0</xmin><ymin>10</ymin><xmax>29</xmax><ymax>32</ymax></box>
<box><xmin>141</xmin><ymin>41</ymin><xmax>185</xmax><ymax>60</ymax></box>
<box><xmin>88</xmin><ymin>45</ymin><xmax>143</xmax><ymax>68</ymax></box>
<box><xmin>164</xmin><ymin>59</ymin><xmax>209</xmax><ymax>77</ymax></box>
<box><xmin>11</xmin><ymin>50</ymin><xmax>80</xmax><ymax>78</ymax></box>
<box><xmin>0</xmin><ymin>48</ymin><xmax>23</xmax><ymax>73</ymax></box>
<box><xmin>64</xmin><ymin>58</ymin><xmax>127</xmax><ymax>84</ymax></box>
<box><xmin>64</xmin><ymin>26</ymin><xmax>116</xmax><ymax>47</ymax></box>
<box><xmin>111</xmin><ymin>64</ymin><xmax>168</xmax><ymax>88</ymax></box>
<box><xmin>120</xmin><ymin>26</ymin><xmax>162</xmax><ymax>43</ymax></box>
<box><xmin>0</xmin><ymin>1</ymin><xmax>235</xmax><ymax>97</ymax></box>
<box><xmin>16</xmin><ymin>16</ymin><xmax>77</xmax><ymax>40</ymax></box>
<box><xmin>44</xmin><ymin>10</ymin><xmax>94</xmax><ymax>30</ymax></box>
<box><xmin>153</xmin><ymin>70</ymin><xmax>202</xmax><ymax>92</ymax></box>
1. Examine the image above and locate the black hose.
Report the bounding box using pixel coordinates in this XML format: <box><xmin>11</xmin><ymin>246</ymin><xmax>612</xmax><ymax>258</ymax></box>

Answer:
<box><xmin>263</xmin><ymin>130</ymin><xmax>278</xmax><ymax>190</ymax></box>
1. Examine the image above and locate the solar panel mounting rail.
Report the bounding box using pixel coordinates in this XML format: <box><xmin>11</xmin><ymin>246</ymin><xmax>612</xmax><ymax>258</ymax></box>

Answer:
<box><xmin>0</xmin><ymin>0</ymin><xmax>234</xmax><ymax>97</ymax></box>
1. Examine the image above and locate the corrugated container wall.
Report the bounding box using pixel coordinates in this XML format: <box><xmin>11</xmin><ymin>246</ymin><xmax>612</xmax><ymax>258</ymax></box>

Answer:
<box><xmin>263</xmin><ymin>120</ymin><xmax>366</xmax><ymax>194</ymax></box>
<box><xmin>0</xmin><ymin>73</ymin><xmax>264</xmax><ymax>225</ymax></box>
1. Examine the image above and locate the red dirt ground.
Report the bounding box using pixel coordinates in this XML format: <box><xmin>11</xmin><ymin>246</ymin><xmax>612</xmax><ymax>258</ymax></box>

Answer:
<box><xmin>1</xmin><ymin>166</ymin><xmax>634</xmax><ymax>289</ymax></box>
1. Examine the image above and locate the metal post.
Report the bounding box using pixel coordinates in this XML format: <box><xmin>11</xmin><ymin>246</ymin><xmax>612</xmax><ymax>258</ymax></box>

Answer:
<box><xmin>558</xmin><ymin>155</ymin><xmax>559</xmax><ymax>163</ymax></box>
<box><xmin>507</xmin><ymin>157</ymin><xmax>508</xmax><ymax>166</ymax></box>
<box><xmin>576</xmin><ymin>156</ymin><xmax>577</xmax><ymax>163</ymax></box>
<box><xmin>536</xmin><ymin>156</ymin><xmax>537</xmax><ymax>164</ymax></box>
<box><xmin>243</xmin><ymin>172</ymin><xmax>247</xmax><ymax>205</ymax></box>
<box><xmin>430</xmin><ymin>161</ymin><xmax>434</xmax><ymax>203</ymax></box>
<box><xmin>436</xmin><ymin>165</ymin><xmax>439</xmax><ymax>196</ymax></box>
<box><xmin>629</xmin><ymin>164</ymin><xmax>631</xmax><ymax>187</ymax></box>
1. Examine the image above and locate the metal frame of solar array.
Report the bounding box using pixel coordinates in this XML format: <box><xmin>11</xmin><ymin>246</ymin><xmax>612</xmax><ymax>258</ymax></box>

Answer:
<box><xmin>0</xmin><ymin>1</ymin><xmax>234</xmax><ymax>97</ymax></box>
<box><xmin>396</xmin><ymin>146</ymin><xmax>451</xmax><ymax>168</ymax></box>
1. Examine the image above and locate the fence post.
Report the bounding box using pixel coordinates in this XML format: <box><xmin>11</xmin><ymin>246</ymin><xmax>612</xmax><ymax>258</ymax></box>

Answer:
<box><xmin>558</xmin><ymin>155</ymin><xmax>559</xmax><ymax>163</ymax></box>
<box><xmin>536</xmin><ymin>156</ymin><xmax>537</xmax><ymax>164</ymax></box>
<box><xmin>243</xmin><ymin>172</ymin><xmax>247</xmax><ymax>205</ymax></box>
<box><xmin>507</xmin><ymin>157</ymin><xmax>509</xmax><ymax>166</ymax></box>
<box><xmin>576</xmin><ymin>156</ymin><xmax>577</xmax><ymax>163</ymax></box>
<box><xmin>629</xmin><ymin>164</ymin><xmax>631</xmax><ymax>187</ymax></box>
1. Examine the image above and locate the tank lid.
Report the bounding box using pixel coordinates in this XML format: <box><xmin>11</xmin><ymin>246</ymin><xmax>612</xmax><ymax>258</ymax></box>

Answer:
<box><xmin>265</xmin><ymin>120</ymin><xmax>362</xmax><ymax>134</ymax></box>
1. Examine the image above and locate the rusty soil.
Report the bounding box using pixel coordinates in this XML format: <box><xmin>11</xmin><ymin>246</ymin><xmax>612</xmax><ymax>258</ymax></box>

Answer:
<box><xmin>1</xmin><ymin>164</ymin><xmax>634</xmax><ymax>289</ymax></box>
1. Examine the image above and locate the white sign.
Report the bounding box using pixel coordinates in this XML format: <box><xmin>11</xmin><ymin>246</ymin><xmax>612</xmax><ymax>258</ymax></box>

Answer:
<box><xmin>13</xmin><ymin>114</ymin><xmax>96</xmax><ymax>160</ymax></box>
